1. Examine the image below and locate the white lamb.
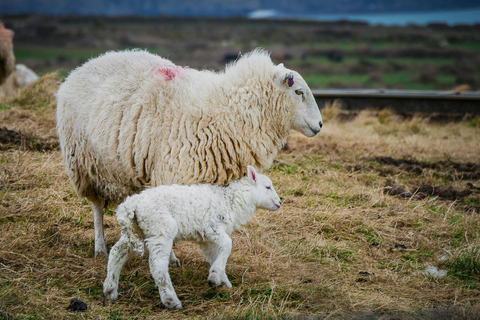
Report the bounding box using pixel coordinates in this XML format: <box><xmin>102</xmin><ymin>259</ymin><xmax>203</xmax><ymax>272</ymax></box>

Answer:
<box><xmin>103</xmin><ymin>166</ymin><xmax>281</xmax><ymax>310</ymax></box>
<box><xmin>56</xmin><ymin>48</ymin><xmax>322</xmax><ymax>256</ymax></box>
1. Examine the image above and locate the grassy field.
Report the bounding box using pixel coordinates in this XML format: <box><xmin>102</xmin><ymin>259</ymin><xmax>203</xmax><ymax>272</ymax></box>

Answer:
<box><xmin>1</xmin><ymin>75</ymin><xmax>480</xmax><ymax>319</ymax></box>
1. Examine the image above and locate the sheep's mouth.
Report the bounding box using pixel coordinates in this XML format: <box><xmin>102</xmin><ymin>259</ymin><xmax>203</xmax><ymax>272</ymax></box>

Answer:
<box><xmin>307</xmin><ymin>123</ymin><xmax>321</xmax><ymax>136</ymax></box>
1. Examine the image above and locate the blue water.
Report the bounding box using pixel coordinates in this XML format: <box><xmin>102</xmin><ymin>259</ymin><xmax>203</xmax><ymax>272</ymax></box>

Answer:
<box><xmin>258</xmin><ymin>8</ymin><xmax>480</xmax><ymax>26</ymax></box>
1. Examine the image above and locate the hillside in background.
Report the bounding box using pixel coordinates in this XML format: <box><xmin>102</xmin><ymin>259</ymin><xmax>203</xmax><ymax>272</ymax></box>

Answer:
<box><xmin>1</xmin><ymin>0</ymin><xmax>480</xmax><ymax>17</ymax></box>
<box><xmin>2</xmin><ymin>15</ymin><xmax>479</xmax><ymax>91</ymax></box>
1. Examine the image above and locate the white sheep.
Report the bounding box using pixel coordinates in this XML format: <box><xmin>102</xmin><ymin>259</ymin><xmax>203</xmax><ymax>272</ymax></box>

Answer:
<box><xmin>103</xmin><ymin>166</ymin><xmax>281</xmax><ymax>310</ymax></box>
<box><xmin>0</xmin><ymin>64</ymin><xmax>39</xmax><ymax>98</ymax></box>
<box><xmin>0</xmin><ymin>24</ymin><xmax>15</xmax><ymax>86</ymax></box>
<box><xmin>56</xmin><ymin>48</ymin><xmax>322</xmax><ymax>256</ymax></box>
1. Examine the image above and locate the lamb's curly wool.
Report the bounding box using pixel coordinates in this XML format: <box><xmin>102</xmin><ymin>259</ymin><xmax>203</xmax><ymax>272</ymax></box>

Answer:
<box><xmin>56</xmin><ymin>48</ymin><xmax>322</xmax><ymax>255</ymax></box>
<box><xmin>103</xmin><ymin>166</ymin><xmax>281</xmax><ymax>310</ymax></box>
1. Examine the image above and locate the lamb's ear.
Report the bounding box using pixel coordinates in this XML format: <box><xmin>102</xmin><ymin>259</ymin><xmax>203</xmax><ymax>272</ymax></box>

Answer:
<box><xmin>247</xmin><ymin>166</ymin><xmax>257</xmax><ymax>184</ymax></box>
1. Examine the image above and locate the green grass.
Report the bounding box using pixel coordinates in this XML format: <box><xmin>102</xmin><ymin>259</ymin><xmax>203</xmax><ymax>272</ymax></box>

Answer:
<box><xmin>304</xmin><ymin>74</ymin><xmax>370</xmax><ymax>88</ymax></box>
<box><xmin>14</xmin><ymin>47</ymin><xmax>105</xmax><ymax>61</ymax></box>
<box><xmin>450</xmin><ymin>41</ymin><xmax>480</xmax><ymax>51</ymax></box>
<box><xmin>445</xmin><ymin>247</ymin><xmax>480</xmax><ymax>288</ymax></box>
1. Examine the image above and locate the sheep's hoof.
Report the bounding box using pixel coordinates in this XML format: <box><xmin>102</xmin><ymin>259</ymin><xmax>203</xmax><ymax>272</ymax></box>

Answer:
<box><xmin>163</xmin><ymin>297</ymin><xmax>182</xmax><ymax>310</ymax></box>
<box><xmin>94</xmin><ymin>244</ymin><xmax>108</xmax><ymax>257</ymax></box>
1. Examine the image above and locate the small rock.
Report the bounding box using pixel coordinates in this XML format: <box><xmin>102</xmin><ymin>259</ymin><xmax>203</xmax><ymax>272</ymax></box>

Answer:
<box><xmin>66</xmin><ymin>298</ymin><xmax>88</xmax><ymax>312</ymax></box>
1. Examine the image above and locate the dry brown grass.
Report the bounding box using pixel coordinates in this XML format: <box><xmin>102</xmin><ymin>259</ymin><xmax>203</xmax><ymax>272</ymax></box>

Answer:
<box><xmin>1</xmin><ymin>82</ymin><xmax>480</xmax><ymax>319</ymax></box>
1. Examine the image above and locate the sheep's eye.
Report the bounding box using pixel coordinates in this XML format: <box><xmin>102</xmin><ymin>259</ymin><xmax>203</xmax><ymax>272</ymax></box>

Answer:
<box><xmin>295</xmin><ymin>89</ymin><xmax>304</xmax><ymax>96</ymax></box>
<box><xmin>266</xmin><ymin>186</ymin><xmax>271</xmax><ymax>190</ymax></box>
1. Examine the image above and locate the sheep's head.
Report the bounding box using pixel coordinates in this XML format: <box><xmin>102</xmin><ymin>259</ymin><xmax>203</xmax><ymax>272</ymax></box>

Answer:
<box><xmin>274</xmin><ymin>64</ymin><xmax>323</xmax><ymax>137</ymax></box>
<box><xmin>246</xmin><ymin>166</ymin><xmax>281</xmax><ymax>211</ymax></box>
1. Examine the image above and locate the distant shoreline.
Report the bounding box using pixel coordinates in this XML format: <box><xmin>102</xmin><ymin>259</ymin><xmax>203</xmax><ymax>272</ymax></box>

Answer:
<box><xmin>251</xmin><ymin>7</ymin><xmax>480</xmax><ymax>26</ymax></box>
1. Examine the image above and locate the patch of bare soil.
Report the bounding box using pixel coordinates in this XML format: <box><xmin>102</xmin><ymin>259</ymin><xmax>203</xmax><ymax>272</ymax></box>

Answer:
<box><xmin>384</xmin><ymin>179</ymin><xmax>478</xmax><ymax>200</ymax></box>
<box><xmin>375</xmin><ymin>156</ymin><xmax>480</xmax><ymax>180</ymax></box>
<box><xmin>348</xmin><ymin>156</ymin><xmax>480</xmax><ymax>181</ymax></box>
<box><xmin>0</xmin><ymin>126</ymin><xmax>58</xmax><ymax>151</ymax></box>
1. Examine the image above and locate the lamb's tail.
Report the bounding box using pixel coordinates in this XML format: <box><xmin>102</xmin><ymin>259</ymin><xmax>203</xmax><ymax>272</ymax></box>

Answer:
<box><xmin>116</xmin><ymin>203</ymin><xmax>145</xmax><ymax>257</ymax></box>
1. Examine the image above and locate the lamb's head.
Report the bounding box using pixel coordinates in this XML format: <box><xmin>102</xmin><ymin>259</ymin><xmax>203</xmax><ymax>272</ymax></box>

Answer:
<box><xmin>246</xmin><ymin>166</ymin><xmax>281</xmax><ymax>211</ymax></box>
<box><xmin>274</xmin><ymin>64</ymin><xmax>323</xmax><ymax>137</ymax></box>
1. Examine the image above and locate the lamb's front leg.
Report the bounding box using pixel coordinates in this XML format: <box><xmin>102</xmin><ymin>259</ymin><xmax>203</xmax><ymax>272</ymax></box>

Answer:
<box><xmin>201</xmin><ymin>230</ymin><xmax>232</xmax><ymax>288</ymax></box>
<box><xmin>146</xmin><ymin>236</ymin><xmax>182</xmax><ymax>309</ymax></box>
<box><xmin>103</xmin><ymin>235</ymin><xmax>132</xmax><ymax>301</ymax></box>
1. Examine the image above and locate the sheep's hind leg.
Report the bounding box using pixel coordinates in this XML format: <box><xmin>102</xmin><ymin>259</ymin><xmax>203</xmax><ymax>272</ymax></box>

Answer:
<box><xmin>103</xmin><ymin>234</ymin><xmax>133</xmax><ymax>301</ymax></box>
<box><xmin>91</xmin><ymin>200</ymin><xmax>107</xmax><ymax>256</ymax></box>
<box><xmin>146</xmin><ymin>236</ymin><xmax>182</xmax><ymax>309</ymax></box>
<box><xmin>201</xmin><ymin>231</ymin><xmax>232</xmax><ymax>288</ymax></box>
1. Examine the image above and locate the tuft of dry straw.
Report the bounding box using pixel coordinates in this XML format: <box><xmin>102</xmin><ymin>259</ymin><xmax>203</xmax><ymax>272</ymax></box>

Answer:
<box><xmin>0</xmin><ymin>72</ymin><xmax>61</xmax><ymax>110</ymax></box>
<box><xmin>321</xmin><ymin>99</ymin><xmax>342</xmax><ymax>122</ymax></box>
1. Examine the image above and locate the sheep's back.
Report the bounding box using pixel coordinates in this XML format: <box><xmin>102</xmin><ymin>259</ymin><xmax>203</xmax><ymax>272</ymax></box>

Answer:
<box><xmin>56</xmin><ymin>50</ymin><xmax>177</xmax><ymax>203</ymax></box>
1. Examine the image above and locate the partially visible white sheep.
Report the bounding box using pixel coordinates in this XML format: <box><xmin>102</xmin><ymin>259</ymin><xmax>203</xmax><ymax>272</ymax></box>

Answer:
<box><xmin>56</xmin><ymin>48</ymin><xmax>322</xmax><ymax>256</ymax></box>
<box><xmin>0</xmin><ymin>64</ymin><xmax>38</xmax><ymax>98</ymax></box>
<box><xmin>103</xmin><ymin>166</ymin><xmax>281</xmax><ymax>310</ymax></box>
<box><xmin>0</xmin><ymin>24</ymin><xmax>15</xmax><ymax>86</ymax></box>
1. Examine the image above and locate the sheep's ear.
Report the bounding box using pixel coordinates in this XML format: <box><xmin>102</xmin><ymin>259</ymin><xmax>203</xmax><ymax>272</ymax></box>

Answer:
<box><xmin>247</xmin><ymin>166</ymin><xmax>257</xmax><ymax>184</ymax></box>
<box><xmin>275</xmin><ymin>70</ymin><xmax>295</xmax><ymax>88</ymax></box>
<box><xmin>278</xmin><ymin>63</ymin><xmax>284</xmax><ymax>67</ymax></box>
<box><xmin>284</xmin><ymin>72</ymin><xmax>294</xmax><ymax>87</ymax></box>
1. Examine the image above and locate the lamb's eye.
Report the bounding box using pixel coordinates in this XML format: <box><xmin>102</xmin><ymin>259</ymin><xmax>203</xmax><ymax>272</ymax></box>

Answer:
<box><xmin>295</xmin><ymin>89</ymin><xmax>304</xmax><ymax>96</ymax></box>
<box><xmin>266</xmin><ymin>186</ymin><xmax>271</xmax><ymax>190</ymax></box>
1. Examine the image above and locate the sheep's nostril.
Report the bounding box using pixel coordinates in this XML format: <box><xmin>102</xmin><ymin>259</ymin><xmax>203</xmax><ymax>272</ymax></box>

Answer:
<box><xmin>319</xmin><ymin>121</ymin><xmax>323</xmax><ymax>129</ymax></box>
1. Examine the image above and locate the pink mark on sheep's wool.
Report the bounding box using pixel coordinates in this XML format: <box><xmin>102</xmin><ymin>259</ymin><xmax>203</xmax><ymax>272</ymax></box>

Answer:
<box><xmin>153</xmin><ymin>67</ymin><xmax>187</xmax><ymax>82</ymax></box>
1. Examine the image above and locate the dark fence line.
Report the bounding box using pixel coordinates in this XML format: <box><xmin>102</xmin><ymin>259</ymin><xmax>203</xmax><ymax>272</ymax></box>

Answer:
<box><xmin>313</xmin><ymin>89</ymin><xmax>480</xmax><ymax>115</ymax></box>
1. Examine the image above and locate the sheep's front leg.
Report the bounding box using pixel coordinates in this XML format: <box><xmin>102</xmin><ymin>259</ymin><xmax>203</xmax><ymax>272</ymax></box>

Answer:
<box><xmin>201</xmin><ymin>231</ymin><xmax>232</xmax><ymax>288</ymax></box>
<box><xmin>146</xmin><ymin>236</ymin><xmax>182</xmax><ymax>309</ymax></box>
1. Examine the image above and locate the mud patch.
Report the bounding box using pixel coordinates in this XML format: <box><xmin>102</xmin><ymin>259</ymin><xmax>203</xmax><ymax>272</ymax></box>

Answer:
<box><xmin>376</xmin><ymin>156</ymin><xmax>480</xmax><ymax>180</ymax></box>
<box><xmin>349</xmin><ymin>156</ymin><xmax>480</xmax><ymax>180</ymax></box>
<box><xmin>0</xmin><ymin>126</ymin><xmax>58</xmax><ymax>152</ymax></box>
<box><xmin>384</xmin><ymin>179</ymin><xmax>479</xmax><ymax>202</ymax></box>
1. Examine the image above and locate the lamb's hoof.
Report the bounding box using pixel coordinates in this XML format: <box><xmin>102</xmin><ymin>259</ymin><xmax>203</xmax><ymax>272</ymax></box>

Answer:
<box><xmin>207</xmin><ymin>272</ymin><xmax>221</xmax><ymax>288</ymax></box>
<box><xmin>104</xmin><ymin>288</ymin><xmax>118</xmax><ymax>302</ymax></box>
<box><xmin>207</xmin><ymin>272</ymin><xmax>231</xmax><ymax>288</ymax></box>
<box><xmin>163</xmin><ymin>297</ymin><xmax>182</xmax><ymax>310</ymax></box>
<box><xmin>169</xmin><ymin>258</ymin><xmax>181</xmax><ymax>268</ymax></box>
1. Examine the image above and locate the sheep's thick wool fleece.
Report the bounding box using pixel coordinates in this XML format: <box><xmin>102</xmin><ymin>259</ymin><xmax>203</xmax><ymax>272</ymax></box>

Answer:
<box><xmin>56</xmin><ymin>49</ymin><xmax>293</xmax><ymax>204</ymax></box>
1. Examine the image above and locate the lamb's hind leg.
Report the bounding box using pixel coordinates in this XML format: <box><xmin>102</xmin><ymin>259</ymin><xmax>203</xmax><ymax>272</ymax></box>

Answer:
<box><xmin>91</xmin><ymin>200</ymin><xmax>107</xmax><ymax>256</ymax></box>
<box><xmin>103</xmin><ymin>234</ymin><xmax>132</xmax><ymax>301</ymax></box>
<box><xmin>169</xmin><ymin>250</ymin><xmax>180</xmax><ymax>268</ymax></box>
<box><xmin>201</xmin><ymin>230</ymin><xmax>232</xmax><ymax>288</ymax></box>
<box><xmin>146</xmin><ymin>236</ymin><xmax>182</xmax><ymax>309</ymax></box>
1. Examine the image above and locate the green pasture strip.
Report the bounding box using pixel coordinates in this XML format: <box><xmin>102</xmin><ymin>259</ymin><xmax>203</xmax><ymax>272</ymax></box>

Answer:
<box><xmin>304</xmin><ymin>74</ymin><xmax>370</xmax><ymax>88</ymax></box>
<box><xmin>14</xmin><ymin>47</ymin><xmax>106</xmax><ymax>61</ymax></box>
<box><xmin>295</xmin><ymin>55</ymin><xmax>454</xmax><ymax>66</ymax></box>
